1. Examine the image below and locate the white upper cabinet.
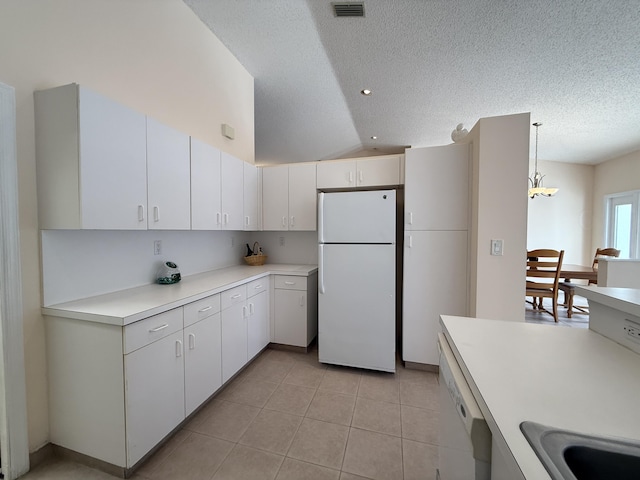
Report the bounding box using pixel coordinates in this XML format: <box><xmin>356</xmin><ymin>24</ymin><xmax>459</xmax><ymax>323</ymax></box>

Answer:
<box><xmin>316</xmin><ymin>155</ymin><xmax>402</xmax><ymax>189</ymax></box>
<box><xmin>35</xmin><ymin>83</ymin><xmax>148</xmax><ymax>230</ymax></box>
<box><xmin>405</xmin><ymin>144</ymin><xmax>469</xmax><ymax>231</ymax></box>
<box><xmin>221</xmin><ymin>152</ymin><xmax>244</xmax><ymax>230</ymax></box>
<box><xmin>190</xmin><ymin>138</ymin><xmax>222</xmax><ymax>230</ymax></box>
<box><xmin>262</xmin><ymin>163</ymin><xmax>316</xmax><ymax>231</ymax></box>
<box><xmin>243</xmin><ymin>162</ymin><xmax>259</xmax><ymax>231</ymax></box>
<box><xmin>146</xmin><ymin>117</ymin><xmax>191</xmax><ymax>230</ymax></box>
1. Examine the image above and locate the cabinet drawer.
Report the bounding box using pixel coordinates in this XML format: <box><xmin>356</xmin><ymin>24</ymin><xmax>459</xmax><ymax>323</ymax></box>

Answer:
<box><xmin>274</xmin><ymin>275</ymin><xmax>307</xmax><ymax>291</ymax></box>
<box><xmin>124</xmin><ymin>308</ymin><xmax>183</xmax><ymax>354</ymax></box>
<box><xmin>221</xmin><ymin>285</ymin><xmax>247</xmax><ymax>310</ymax></box>
<box><xmin>247</xmin><ymin>277</ymin><xmax>269</xmax><ymax>298</ymax></box>
<box><xmin>184</xmin><ymin>294</ymin><xmax>221</xmax><ymax>327</ymax></box>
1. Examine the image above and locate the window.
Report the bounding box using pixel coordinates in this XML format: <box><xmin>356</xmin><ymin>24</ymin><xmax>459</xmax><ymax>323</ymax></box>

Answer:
<box><xmin>605</xmin><ymin>190</ymin><xmax>640</xmax><ymax>259</ymax></box>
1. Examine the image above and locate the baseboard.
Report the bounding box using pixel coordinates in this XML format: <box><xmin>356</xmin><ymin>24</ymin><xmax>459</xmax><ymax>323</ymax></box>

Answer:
<box><xmin>404</xmin><ymin>361</ymin><xmax>439</xmax><ymax>373</ymax></box>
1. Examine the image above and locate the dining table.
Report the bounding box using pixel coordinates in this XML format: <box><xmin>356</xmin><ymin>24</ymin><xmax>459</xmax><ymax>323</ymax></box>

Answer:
<box><xmin>559</xmin><ymin>263</ymin><xmax>597</xmax><ymax>284</ymax></box>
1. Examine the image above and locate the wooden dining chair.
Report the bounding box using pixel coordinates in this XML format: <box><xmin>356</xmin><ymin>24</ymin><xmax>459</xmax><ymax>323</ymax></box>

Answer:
<box><xmin>558</xmin><ymin>247</ymin><xmax>621</xmax><ymax>317</ymax></box>
<box><xmin>526</xmin><ymin>249</ymin><xmax>564</xmax><ymax>322</ymax></box>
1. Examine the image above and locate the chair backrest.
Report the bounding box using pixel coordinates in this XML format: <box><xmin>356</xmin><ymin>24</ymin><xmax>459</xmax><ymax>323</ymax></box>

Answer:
<box><xmin>526</xmin><ymin>249</ymin><xmax>565</xmax><ymax>290</ymax></box>
<box><xmin>590</xmin><ymin>247</ymin><xmax>621</xmax><ymax>284</ymax></box>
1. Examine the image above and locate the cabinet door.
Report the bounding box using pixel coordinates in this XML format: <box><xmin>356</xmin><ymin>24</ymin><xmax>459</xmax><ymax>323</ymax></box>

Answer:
<box><xmin>402</xmin><ymin>231</ymin><xmax>468</xmax><ymax>365</ymax></box>
<box><xmin>243</xmin><ymin>162</ymin><xmax>259</xmax><ymax>231</ymax></box>
<box><xmin>184</xmin><ymin>313</ymin><xmax>222</xmax><ymax>416</ymax></box>
<box><xmin>274</xmin><ymin>289</ymin><xmax>307</xmax><ymax>347</ymax></box>
<box><xmin>221</xmin><ymin>152</ymin><xmax>244</xmax><ymax>230</ymax></box>
<box><xmin>124</xmin><ymin>331</ymin><xmax>185</xmax><ymax>466</ymax></box>
<box><xmin>405</xmin><ymin>144</ymin><xmax>469</xmax><ymax>231</ymax></box>
<box><xmin>191</xmin><ymin>138</ymin><xmax>222</xmax><ymax>230</ymax></box>
<box><xmin>247</xmin><ymin>290</ymin><xmax>269</xmax><ymax>359</ymax></box>
<box><xmin>262</xmin><ymin>165</ymin><xmax>289</xmax><ymax>231</ymax></box>
<box><xmin>79</xmin><ymin>87</ymin><xmax>148</xmax><ymax>230</ymax></box>
<box><xmin>316</xmin><ymin>160</ymin><xmax>356</xmax><ymax>189</ymax></box>
<box><xmin>146</xmin><ymin>117</ymin><xmax>191</xmax><ymax>230</ymax></box>
<box><xmin>289</xmin><ymin>163</ymin><xmax>317</xmax><ymax>231</ymax></box>
<box><xmin>356</xmin><ymin>156</ymin><xmax>400</xmax><ymax>187</ymax></box>
<box><xmin>221</xmin><ymin>302</ymin><xmax>248</xmax><ymax>383</ymax></box>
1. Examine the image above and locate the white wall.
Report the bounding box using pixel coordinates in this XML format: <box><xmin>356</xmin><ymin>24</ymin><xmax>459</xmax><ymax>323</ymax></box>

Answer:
<box><xmin>592</xmin><ymin>150</ymin><xmax>640</xmax><ymax>250</ymax></box>
<box><xmin>527</xmin><ymin>160</ymin><xmax>595</xmax><ymax>265</ymax></box>
<box><xmin>0</xmin><ymin>0</ymin><xmax>254</xmax><ymax>452</ymax></box>
<box><xmin>253</xmin><ymin>231</ymin><xmax>319</xmax><ymax>265</ymax></box>
<box><xmin>467</xmin><ymin>113</ymin><xmax>530</xmax><ymax>321</ymax></box>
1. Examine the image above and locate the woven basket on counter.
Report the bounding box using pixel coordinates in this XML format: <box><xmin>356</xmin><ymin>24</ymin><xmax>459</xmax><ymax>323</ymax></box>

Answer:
<box><xmin>244</xmin><ymin>241</ymin><xmax>267</xmax><ymax>266</ymax></box>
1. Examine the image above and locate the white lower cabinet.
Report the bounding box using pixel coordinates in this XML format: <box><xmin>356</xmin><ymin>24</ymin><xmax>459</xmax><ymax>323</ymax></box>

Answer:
<box><xmin>247</xmin><ymin>278</ymin><xmax>270</xmax><ymax>360</ymax></box>
<box><xmin>273</xmin><ymin>274</ymin><xmax>318</xmax><ymax>348</ymax></box>
<box><xmin>221</xmin><ymin>286</ymin><xmax>248</xmax><ymax>383</ymax></box>
<box><xmin>124</xmin><ymin>330</ymin><xmax>185</xmax><ymax>466</ymax></box>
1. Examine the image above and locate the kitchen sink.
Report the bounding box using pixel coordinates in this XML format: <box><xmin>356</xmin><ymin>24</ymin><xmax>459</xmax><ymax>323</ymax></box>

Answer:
<box><xmin>520</xmin><ymin>421</ymin><xmax>640</xmax><ymax>480</ymax></box>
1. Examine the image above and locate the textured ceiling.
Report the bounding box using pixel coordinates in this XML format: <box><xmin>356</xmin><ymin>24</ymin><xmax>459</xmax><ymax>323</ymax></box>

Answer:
<box><xmin>184</xmin><ymin>0</ymin><xmax>640</xmax><ymax>165</ymax></box>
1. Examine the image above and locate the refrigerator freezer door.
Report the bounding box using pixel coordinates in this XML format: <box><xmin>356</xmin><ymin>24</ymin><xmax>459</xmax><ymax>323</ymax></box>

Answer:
<box><xmin>318</xmin><ymin>190</ymin><xmax>396</xmax><ymax>244</ymax></box>
<box><xmin>318</xmin><ymin>243</ymin><xmax>396</xmax><ymax>372</ymax></box>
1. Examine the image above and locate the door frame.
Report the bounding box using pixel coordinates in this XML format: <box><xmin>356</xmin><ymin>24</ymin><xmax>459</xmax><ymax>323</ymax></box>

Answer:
<box><xmin>0</xmin><ymin>81</ymin><xmax>31</xmax><ymax>478</ymax></box>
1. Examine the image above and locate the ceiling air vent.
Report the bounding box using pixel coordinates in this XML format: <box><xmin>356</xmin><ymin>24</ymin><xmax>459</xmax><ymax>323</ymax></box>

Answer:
<box><xmin>332</xmin><ymin>2</ymin><xmax>365</xmax><ymax>17</ymax></box>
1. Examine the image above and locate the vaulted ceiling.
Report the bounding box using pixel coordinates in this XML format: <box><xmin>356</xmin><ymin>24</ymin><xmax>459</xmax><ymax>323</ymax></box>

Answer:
<box><xmin>184</xmin><ymin>1</ymin><xmax>640</xmax><ymax>166</ymax></box>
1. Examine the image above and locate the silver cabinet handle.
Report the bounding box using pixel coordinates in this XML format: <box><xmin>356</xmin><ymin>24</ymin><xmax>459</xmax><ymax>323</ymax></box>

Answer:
<box><xmin>217</xmin><ymin>212</ymin><xmax>222</xmax><ymax>226</ymax></box>
<box><xmin>138</xmin><ymin>204</ymin><xmax>145</xmax><ymax>222</ymax></box>
<box><xmin>198</xmin><ymin>305</ymin><xmax>212</xmax><ymax>313</ymax></box>
<box><xmin>188</xmin><ymin>333</ymin><xmax>195</xmax><ymax>350</ymax></box>
<box><xmin>284</xmin><ymin>281</ymin><xmax>295</xmax><ymax>285</ymax></box>
<box><xmin>153</xmin><ymin>206</ymin><xmax>160</xmax><ymax>222</ymax></box>
<box><xmin>231</xmin><ymin>293</ymin><xmax>242</xmax><ymax>300</ymax></box>
<box><xmin>290</xmin><ymin>216</ymin><xmax>295</xmax><ymax>227</ymax></box>
<box><xmin>176</xmin><ymin>339</ymin><xmax>183</xmax><ymax>357</ymax></box>
<box><xmin>149</xmin><ymin>323</ymin><xmax>169</xmax><ymax>332</ymax></box>
<box><xmin>255</xmin><ymin>284</ymin><xmax>263</xmax><ymax>289</ymax></box>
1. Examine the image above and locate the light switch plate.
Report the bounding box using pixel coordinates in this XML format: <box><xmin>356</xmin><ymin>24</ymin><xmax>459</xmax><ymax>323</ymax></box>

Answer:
<box><xmin>491</xmin><ymin>239</ymin><xmax>504</xmax><ymax>256</ymax></box>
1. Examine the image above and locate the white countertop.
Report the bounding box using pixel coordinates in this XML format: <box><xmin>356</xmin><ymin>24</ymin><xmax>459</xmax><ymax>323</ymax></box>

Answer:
<box><xmin>575</xmin><ymin>285</ymin><xmax>640</xmax><ymax>317</ymax></box>
<box><xmin>440</xmin><ymin>315</ymin><xmax>640</xmax><ymax>480</ymax></box>
<box><xmin>42</xmin><ymin>264</ymin><xmax>317</xmax><ymax>326</ymax></box>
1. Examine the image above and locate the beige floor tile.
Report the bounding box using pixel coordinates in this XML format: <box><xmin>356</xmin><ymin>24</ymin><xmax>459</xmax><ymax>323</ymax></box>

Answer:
<box><xmin>186</xmin><ymin>399</ymin><xmax>260</xmax><ymax>442</ymax></box>
<box><xmin>239</xmin><ymin>409</ymin><xmax>303</xmax><ymax>455</ymax></box>
<box><xmin>265</xmin><ymin>349</ymin><xmax>302</xmax><ymax>364</ymax></box>
<box><xmin>17</xmin><ymin>459</ymin><xmax>123</xmax><ymax>480</ymax></box>
<box><xmin>142</xmin><ymin>432</ymin><xmax>234</xmax><ymax>480</ymax></box>
<box><xmin>219</xmin><ymin>378</ymin><xmax>279</xmax><ymax>407</ymax></box>
<box><xmin>275</xmin><ymin>457</ymin><xmax>340</xmax><ymax>480</ymax></box>
<box><xmin>306</xmin><ymin>390</ymin><xmax>356</xmax><ymax>426</ymax></box>
<box><xmin>399</xmin><ymin>381</ymin><xmax>439</xmax><ymax>410</ymax></box>
<box><xmin>212</xmin><ymin>444</ymin><xmax>284</xmax><ymax>480</ymax></box>
<box><xmin>264</xmin><ymin>382</ymin><xmax>316</xmax><ymax>416</ymax></box>
<box><xmin>319</xmin><ymin>368</ymin><xmax>362</xmax><ymax>395</ymax></box>
<box><xmin>283</xmin><ymin>363</ymin><xmax>326</xmax><ymax>388</ymax></box>
<box><xmin>401</xmin><ymin>405</ymin><xmax>439</xmax><ymax>444</ymax></box>
<box><xmin>396</xmin><ymin>367</ymin><xmax>438</xmax><ymax>385</ymax></box>
<box><xmin>357</xmin><ymin>375</ymin><xmax>399</xmax><ymax>404</ymax></box>
<box><xmin>136</xmin><ymin>428</ymin><xmax>190</xmax><ymax>477</ymax></box>
<box><xmin>402</xmin><ymin>438</ymin><xmax>439</xmax><ymax>480</ymax></box>
<box><xmin>339</xmin><ymin>473</ymin><xmax>373</xmax><ymax>480</ymax></box>
<box><xmin>287</xmin><ymin>417</ymin><xmax>349</xmax><ymax>470</ymax></box>
<box><xmin>243</xmin><ymin>358</ymin><xmax>294</xmax><ymax>384</ymax></box>
<box><xmin>351</xmin><ymin>397</ymin><xmax>401</xmax><ymax>437</ymax></box>
<box><xmin>342</xmin><ymin>428</ymin><xmax>403</xmax><ymax>480</ymax></box>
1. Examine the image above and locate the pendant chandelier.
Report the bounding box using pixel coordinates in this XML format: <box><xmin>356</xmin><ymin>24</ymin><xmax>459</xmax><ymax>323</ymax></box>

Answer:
<box><xmin>528</xmin><ymin>122</ymin><xmax>558</xmax><ymax>198</ymax></box>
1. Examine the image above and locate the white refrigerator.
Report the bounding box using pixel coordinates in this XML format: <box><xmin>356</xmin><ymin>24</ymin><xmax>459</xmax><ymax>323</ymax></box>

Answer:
<box><xmin>317</xmin><ymin>189</ymin><xmax>396</xmax><ymax>372</ymax></box>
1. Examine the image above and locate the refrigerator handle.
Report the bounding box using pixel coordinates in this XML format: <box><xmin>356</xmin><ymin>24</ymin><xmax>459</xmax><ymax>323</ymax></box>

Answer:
<box><xmin>319</xmin><ymin>244</ymin><xmax>325</xmax><ymax>294</ymax></box>
<box><xmin>318</xmin><ymin>192</ymin><xmax>325</xmax><ymax>243</ymax></box>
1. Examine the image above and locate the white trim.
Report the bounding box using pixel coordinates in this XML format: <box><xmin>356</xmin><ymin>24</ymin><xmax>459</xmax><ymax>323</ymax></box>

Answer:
<box><xmin>0</xmin><ymin>82</ymin><xmax>30</xmax><ymax>478</ymax></box>
<box><xmin>604</xmin><ymin>189</ymin><xmax>640</xmax><ymax>259</ymax></box>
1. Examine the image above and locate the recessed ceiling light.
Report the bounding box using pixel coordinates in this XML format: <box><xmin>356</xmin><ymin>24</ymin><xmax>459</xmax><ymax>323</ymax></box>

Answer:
<box><xmin>370</xmin><ymin>136</ymin><xmax>377</xmax><ymax>140</ymax></box>
<box><xmin>361</xmin><ymin>89</ymin><xmax>372</xmax><ymax>96</ymax></box>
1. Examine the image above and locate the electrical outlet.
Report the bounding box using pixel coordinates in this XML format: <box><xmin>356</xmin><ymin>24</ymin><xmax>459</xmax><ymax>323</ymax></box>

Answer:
<box><xmin>153</xmin><ymin>240</ymin><xmax>162</xmax><ymax>255</ymax></box>
<box><xmin>279</xmin><ymin>236</ymin><xmax>285</xmax><ymax>246</ymax></box>
<box><xmin>624</xmin><ymin>320</ymin><xmax>640</xmax><ymax>344</ymax></box>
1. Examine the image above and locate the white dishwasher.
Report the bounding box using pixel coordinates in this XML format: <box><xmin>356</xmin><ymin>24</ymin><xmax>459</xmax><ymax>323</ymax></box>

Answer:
<box><xmin>437</xmin><ymin>333</ymin><xmax>492</xmax><ymax>480</ymax></box>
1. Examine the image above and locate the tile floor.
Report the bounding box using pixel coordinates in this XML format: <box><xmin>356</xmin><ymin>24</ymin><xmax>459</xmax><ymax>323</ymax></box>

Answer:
<box><xmin>19</xmin><ymin>346</ymin><xmax>440</xmax><ymax>480</ymax></box>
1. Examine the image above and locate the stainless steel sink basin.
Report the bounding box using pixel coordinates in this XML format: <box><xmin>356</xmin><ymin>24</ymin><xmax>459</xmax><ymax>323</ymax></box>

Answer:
<box><xmin>520</xmin><ymin>421</ymin><xmax>640</xmax><ymax>480</ymax></box>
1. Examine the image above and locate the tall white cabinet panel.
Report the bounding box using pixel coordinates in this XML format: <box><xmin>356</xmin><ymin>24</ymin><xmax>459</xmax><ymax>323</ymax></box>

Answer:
<box><xmin>403</xmin><ymin>231</ymin><xmax>468</xmax><ymax>365</ymax></box>
<box><xmin>247</xmin><ymin>278</ymin><xmax>269</xmax><ymax>359</ymax></box>
<box><xmin>405</xmin><ymin>144</ymin><xmax>469</xmax><ymax>231</ymax></box>
<box><xmin>34</xmin><ymin>83</ymin><xmax>147</xmax><ymax>230</ymax></box>
<box><xmin>146</xmin><ymin>117</ymin><xmax>191</xmax><ymax>230</ymax></box>
<box><xmin>124</xmin><ymin>330</ymin><xmax>185</xmax><ymax>466</ymax></box>
<box><xmin>289</xmin><ymin>163</ymin><xmax>317</xmax><ymax>230</ymax></box>
<box><xmin>221</xmin><ymin>152</ymin><xmax>244</xmax><ymax>230</ymax></box>
<box><xmin>243</xmin><ymin>162</ymin><xmax>259</xmax><ymax>231</ymax></box>
<box><xmin>262</xmin><ymin>163</ymin><xmax>317</xmax><ymax>231</ymax></box>
<box><xmin>190</xmin><ymin>138</ymin><xmax>222</xmax><ymax>230</ymax></box>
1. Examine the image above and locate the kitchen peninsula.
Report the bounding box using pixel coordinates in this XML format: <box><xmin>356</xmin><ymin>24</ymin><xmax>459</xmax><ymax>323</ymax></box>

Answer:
<box><xmin>441</xmin><ymin>293</ymin><xmax>640</xmax><ymax>479</ymax></box>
